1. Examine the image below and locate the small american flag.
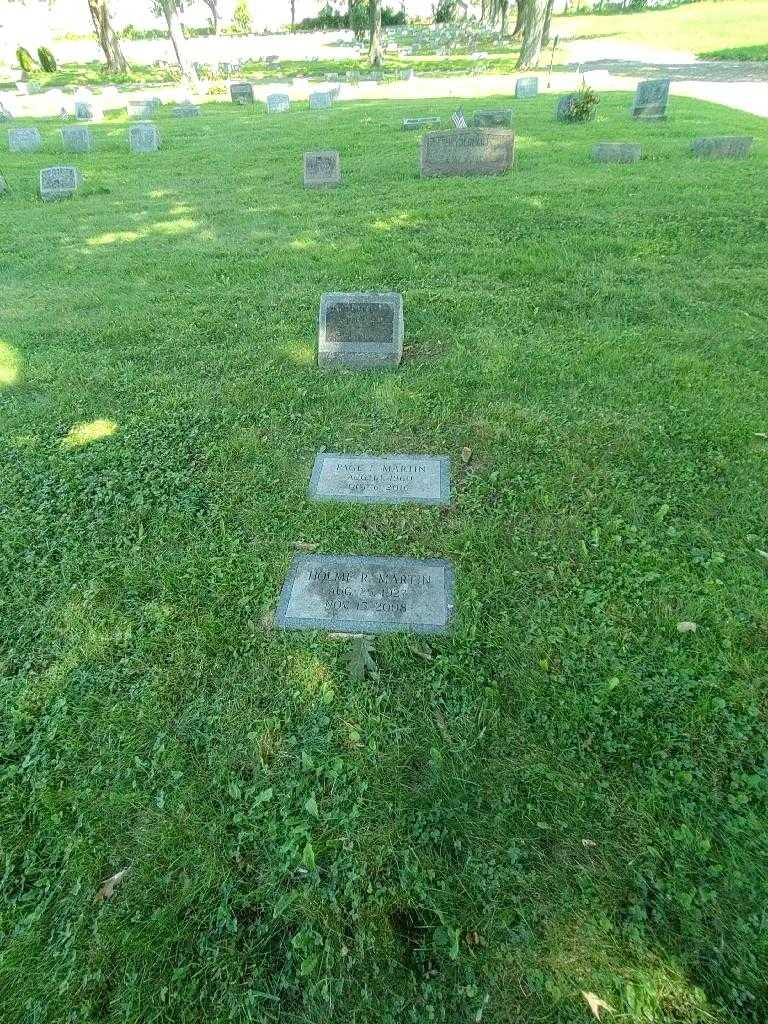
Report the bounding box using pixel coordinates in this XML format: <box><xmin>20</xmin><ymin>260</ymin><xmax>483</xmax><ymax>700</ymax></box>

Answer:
<box><xmin>452</xmin><ymin>109</ymin><xmax>467</xmax><ymax>129</ymax></box>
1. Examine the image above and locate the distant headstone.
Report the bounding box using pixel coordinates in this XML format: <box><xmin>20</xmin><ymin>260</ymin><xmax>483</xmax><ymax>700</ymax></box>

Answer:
<box><xmin>276</xmin><ymin>554</ymin><xmax>456</xmax><ymax>635</ymax></box>
<box><xmin>691</xmin><ymin>135</ymin><xmax>753</xmax><ymax>159</ymax></box>
<box><xmin>556</xmin><ymin>94</ymin><xmax>579</xmax><ymax>121</ymax></box>
<box><xmin>127</xmin><ymin>98</ymin><xmax>159</xmax><ymax>118</ymax></box>
<box><xmin>309</xmin><ymin>91</ymin><xmax>332</xmax><ymax>110</ymax></box>
<box><xmin>472</xmin><ymin>108</ymin><xmax>512</xmax><ymax>128</ymax></box>
<box><xmin>309</xmin><ymin>454</ymin><xmax>450</xmax><ymax>505</ymax></box>
<box><xmin>420</xmin><ymin>128</ymin><xmax>515</xmax><ymax>178</ymax></box>
<box><xmin>632</xmin><ymin>78</ymin><xmax>670</xmax><ymax>119</ymax></box>
<box><xmin>318</xmin><ymin>292</ymin><xmax>403</xmax><ymax>369</ymax></box>
<box><xmin>402</xmin><ymin>117</ymin><xmax>441</xmax><ymax>131</ymax></box>
<box><xmin>266</xmin><ymin>93</ymin><xmax>290</xmax><ymax>113</ymax></box>
<box><xmin>230</xmin><ymin>82</ymin><xmax>254</xmax><ymax>104</ymax></box>
<box><xmin>304</xmin><ymin>150</ymin><xmax>341</xmax><ymax>187</ymax></box>
<box><xmin>128</xmin><ymin>122</ymin><xmax>161</xmax><ymax>153</ymax></box>
<box><xmin>61</xmin><ymin>125</ymin><xmax>93</xmax><ymax>153</ymax></box>
<box><xmin>515</xmin><ymin>76</ymin><xmax>538</xmax><ymax>98</ymax></box>
<box><xmin>173</xmin><ymin>103</ymin><xmax>200</xmax><ymax>117</ymax></box>
<box><xmin>75</xmin><ymin>100</ymin><xmax>102</xmax><ymax>122</ymax></box>
<box><xmin>592</xmin><ymin>142</ymin><xmax>642</xmax><ymax>163</ymax></box>
<box><xmin>8</xmin><ymin>127</ymin><xmax>42</xmax><ymax>153</ymax></box>
<box><xmin>39</xmin><ymin>165</ymin><xmax>81</xmax><ymax>201</ymax></box>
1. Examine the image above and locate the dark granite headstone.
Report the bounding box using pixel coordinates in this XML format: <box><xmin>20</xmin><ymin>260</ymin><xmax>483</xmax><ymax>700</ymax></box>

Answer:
<box><xmin>632</xmin><ymin>78</ymin><xmax>670</xmax><ymax>120</ymax></box>
<box><xmin>318</xmin><ymin>292</ymin><xmax>403</xmax><ymax>369</ymax></box>
<box><xmin>230</xmin><ymin>82</ymin><xmax>255</xmax><ymax>104</ymax></box>
<box><xmin>691</xmin><ymin>136</ymin><xmax>753</xmax><ymax>159</ymax></box>
<box><xmin>304</xmin><ymin>150</ymin><xmax>341</xmax><ymax>187</ymax></box>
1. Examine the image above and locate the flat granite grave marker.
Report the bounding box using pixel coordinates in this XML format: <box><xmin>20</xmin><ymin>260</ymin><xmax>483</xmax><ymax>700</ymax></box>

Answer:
<box><xmin>421</xmin><ymin>128</ymin><xmax>515</xmax><ymax>178</ymax></box>
<box><xmin>304</xmin><ymin>150</ymin><xmax>341</xmax><ymax>187</ymax></box>
<box><xmin>691</xmin><ymin>135</ymin><xmax>753</xmax><ymax>159</ymax></box>
<box><xmin>267</xmin><ymin>93</ymin><xmax>290</xmax><ymax>113</ymax></box>
<box><xmin>276</xmin><ymin>554</ymin><xmax>456</xmax><ymax>635</ymax></box>
<box><xmin>318</xmin><ymin>292</ymin><xmax>403</xmax><ymax>369</ymax></box>
<box><xmin>472</xmin><ymin>108</ymin><xmax>513</xmax><ymax>128</ymax></box>
<box><xmin>61</xmin><ymin>125</ymin><xmax>93</xmax><ymax>153</ymax></box>
<box><xmin>309</xmin><ymin>454</ymin><xmax>450</xmax><ymax>505</ymax></box>
<box><xmin>230</xmin><ymin>82</ymin><xmax>255</xmax><ymax>104</ymax></box>
<box><xmin>632</xmin><ymin>78</ymin><xmax>670</xmax><ymax>120</ymax></box>
<box><xmin>173</xmin><ymin>103</ymin><xmax>200</xmax><ymax>117</ymax></box>
<box><xmin>127</xmin><ymin>98</ymin><xmax>160</xmax><ymax>118</ymax></box>
<box><xmin>39</xmin><ymin>165</ymin><xmax>81</xmax><ymax>201</ymax></box>
<box><xmin>402</xmin><ymin>116</ymin><xmax>441</xmax><ymax>131</ymax></box>
<box><xmin>8</xmin><ymin>127</ymin><xmax>42</xmax><ymax>153</ymax></box>
<box><xmin>592</xmin><ymin>142</ymin><xmax>642</xmax><ymax>163</ymax></box>
<box><xmin>515</xmin><ymin>76</ymin><xmax>538</xmax><ymax>98</ymax></box>
<box><xmin>128</xmin><ymin>122</ymin><xmax>161</xmax><ymax>153</ymax></box>
<box><xmin>309</xmin><ymin>91</ymin><xmax>333</xmax><ymax>110</ymax></box>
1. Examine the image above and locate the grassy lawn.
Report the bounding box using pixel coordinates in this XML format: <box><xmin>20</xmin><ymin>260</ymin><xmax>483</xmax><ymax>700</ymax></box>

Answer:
<box><xmin>557</xmin><ymin>0</ymin><xmax>768</xmax><ymax>58</ymax></box>
<box><xmin>1</xmin><ymin>91</ymin><xmax>767</xmax><ymax>1024</ymax></box>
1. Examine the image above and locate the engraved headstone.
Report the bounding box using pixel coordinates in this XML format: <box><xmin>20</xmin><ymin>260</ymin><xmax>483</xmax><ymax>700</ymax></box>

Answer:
<box><xmin>403</xmin><ymin>116</ymin><xmax>441</xmax><ymax>131</ymax></box>
<box><xmin>173</xmin><ymin>102</ymin><xmax>200</xmax><ymax>117</ymax></box>
<box><xmin>75</xmin><ymin>100</ymin><xmax>102</xmax><ymax>122</ymax></box>
<box><xmin>8</xmin><ymin>127</ymin><xmax>42</xmax><ymax>153</ymax></box>
<box><xmin>318</xmin><ymin>292</ymin><xmax>403</xmax><ymax>369</ymax></box>
<box><xmin>304</xmin><ymin>149</ymin><xmax>341</xmax><ymax>187</ymax></box>
<box><xmin>276</xmin><ymin>555</ymin><xmax>456</xmax><ymax>635</ymax></box>
<box><xmin>266</xmin><ymin>93</ymin><xmax>290</xmax><ymax>113</ymax></box>
<box><xmin>691</xmin><ymin>135</ymin><xmax>753</xmax><ymax>159</ymax></box>
<box><xmin>632</xmin><ymin>78</ymin><xmax>670</xmax><ymax>120</ymax></box>
<box><xmin>39</xmin><ymin>165</ymin><xmax>81</xmax><ymax>201</ymax></box>
<box><xmin>472</xmin><ymin>108</ymin><xmax>512</xmax><ymax>128</ymax></box>
<box><xmin>309</xmin><ymin>454</ymin><xmax>450</xmax><ymax>505</ymax></box>
<box><xmin>230</xmin><ymin>82</ymin><xmax>254</xmax><ymax>104</ymax></box>
<box><xmin>128</xmin><ymin>121</ymin><xmax>161</xmax><ymax>153</ymax></box>
<box><xmin>592</xmin><ymin>142</ymin><xmax>642</xmax><ymax>163</ymax></box>
<box><xmin>309</xmin><ymin>91</ymin><xmax>332</xmax><ymax>110</ymax></box>
<box><xmin>515</xmin><ymin>76</ymin><xmax>538</xmax><ymax>98</ymax></box>
<box><xmin>420</xmin><ymin>128</ymin><xmax>515</xmax><ymax>178</ymax></box>
<box><xmin>61</xmin><ymin>125</ymin><xmax>93</xmax><ymax>153</ymax></box>
<box><xmin>127</xmin><ymin>98</ymin><xmax>160</xmax><ymax>118</ymax></box>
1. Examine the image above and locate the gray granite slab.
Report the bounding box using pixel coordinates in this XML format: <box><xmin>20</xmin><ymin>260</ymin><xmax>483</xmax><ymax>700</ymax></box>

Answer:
<box><xmin>173</xmin><ymin>103</ymin><xmax>200</xmax><ymax>117</ymax></box>
<box><xmin>8</xmin><ymin>127</ymin><xmax>42</xmax><ymax>153</ymax></box>
<box><xmin>61</xmin><ymin>125</ymin><xmax>93</xmax><ymax>153</ymax></box>
<box><xmin>276</xmin><ymin>554</ymin><xmax>456</xmax><ymax>634</ymax></box>
<box><xmin>691</xmin><ymin>135</ymin><xmax>753</xmax><ymax>158</ymax></box>
<box><xmin>129</xmin><ymin>121</ymin><xmax>160</xmax><ymax>153</ymax></box>
<box><xmin>515</xmin><ymin>76</ymin><xmax>538</xmax><ymax>98</ymax></box>
<box><xmin>472</xmin><ymin>108</ymin><xmax>513</xmax><ymax>128</ymax></box>
<box><xmin>592</xmin><ymin>142</ymin><xmax>642</xmax><ymax>163</ymax></box>
<box><xmin>127</xmin><ymin>98</ymin><xmax>160</xmax><ymax>118</ymax></box>
<box><xmin>403</xmin><ymin>116</ymin><xmax>441</xmax><ymax>130</ymax></box>
<box><xmin>39</xmin><ymin>165</ymin><xmax>81</xmax><ymax>201</ymax></box>
<box><xmin>309</xmin><ymin>91</ymin><xmax>332</xmax><ymax>110</ymax></box>
<box><xmin>75</xmin><ymin>100</ymin><xmax>102</xmax><ymax>121</ymax></box>
<box><xmin>632</xmin><ymin>78</ymin><xmax>670</xmax><ymax>119</ymax></box>
<box><xmin>309</xmin><ymin>454</ymin><xmax>450</xmax><ymax>505</ymax></box>
<box><xmin>266</xmin><ymin>93</ymin><xmax>290</xmax><ymax>113</ymax></box>
<box><xmin>230</xmin><ymin>82</ymin><xmax>254</xmax><ymax>104</ymax></box>
<box><xmin>420</xmin><ymin>128</ymin><xmax>515</xmax><ymax>177</ymax></box>
<box><xmin>304</xmin><ymin>149</ymin><xmax>341</xmax><ymax>187</ymax></box>
<box><xmin>318</xmin><ymin>292</ymin><xmax>403</xmax><ymax>369</ymax></box>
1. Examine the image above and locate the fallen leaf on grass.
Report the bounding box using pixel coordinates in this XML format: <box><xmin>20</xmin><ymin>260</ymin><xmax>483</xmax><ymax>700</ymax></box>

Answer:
<box><xmin>407</xmin><ymin>638</ymin><xmax>433</xmax><ymax>661</ymax></box>
<box><xmin>461</xmin><ymin>446</ymin><xmax>473</xmax><ymax>464</ymax></box>
<box><xmin>677</xmin><ymin>621</ymin><xmax>697</xmax><ymax>633</ymax></box>
<box><xmin>292</xmin><ymin>541</ymin><xmax>318</xmax><ymax>552</ymax></box>
<box><xmin>96</xmin><ymin>867</ymin><xmax>130</xmax><ymax>903</ymax></box>
<box><xmin>581</xmin><ymin>838</ymin><xmax>597</xmax><ymax>848</ymax></box>
<box><xmin>581</xmin><ymin>992</ymin><xmax>614</xmax><ymax>1020</ymax></box>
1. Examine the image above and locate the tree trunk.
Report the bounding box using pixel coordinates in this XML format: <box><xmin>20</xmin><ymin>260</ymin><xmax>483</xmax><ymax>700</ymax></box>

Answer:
<box><xmin>291</xmin><ymin>0</ymin><xmax>296</xmax><ymax>27</ymax></box>
<box><xmin>159</xmin><ymin>0</ymin><xmax>200</xmax><ymax>89</ymax></box>
<box><xmin>500</xmin><ymin>0</ymin><xmax>509</xmax><ymax>36</ymax></box>
<box><xmin>512</xmin><ymin>0</ymin><xmax>525</xmax><ymax>39</ymax></box>
<box><xmin>87</xmin><ymin>0</ymin><xmax>129</xmax><ymax>73</ymax></box>
<box><xmin>542</xmin><ymin>0</ymin><xmax>555</xmax><ymax>47</ymax></box>
<box><xmin>202</xmin><ymin>0</ymin><xmax>219</xmax><ymax>34</ymax></box>
<box><xmin>368</xmin><ymin>0</ymin><xmax>383</xmax><ymax>67</ymax></box>
<box><xmin>516</xmin><ymin>0</ymin><xmax>547</xmax><ymax>68</ymax></box>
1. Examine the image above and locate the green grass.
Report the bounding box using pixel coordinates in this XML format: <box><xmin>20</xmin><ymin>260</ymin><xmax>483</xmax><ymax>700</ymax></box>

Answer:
<box><xmin>1</xmin><ymin>61</ymin><xmax>181</xmax><ymax>91</ymax></box>
<box><xmin>1</xmin><ymin>92</ymin><xmax>767</xmax><ymax>1024</ymax></box>
<box><xmin>556</xmin><ymin>0</ymin><xmax>768</xmax><ymax>58</ymax></box>
<box><xmin>700</xmin><ymin>43</ymin><xmax>768</xmax><ymax>61</ymax></box>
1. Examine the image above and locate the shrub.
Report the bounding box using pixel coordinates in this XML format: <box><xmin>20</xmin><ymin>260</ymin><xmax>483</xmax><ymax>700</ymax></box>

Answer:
<box><xmin>37</xmin><ymin>46</ymin><xmax>57</xmax><ymax>72</ymax></box>
<box><xmin>232</xmin><ymin>0</ymin><xmax>253</xmax><ymax>34</ymax></box>
<box><xmin>433</xmin><ymin>0</ymin><xmax>458</xmax><ymax>23</ymax></box>
<box><xmin>16</xmin><ymin>47</ymin><xmax>36</xmax><ymax>73</ymax></box>
<box><xmin>563</xmin><ymin>83</ymin><xmax>600</xmax><ymax>122</ymax></box>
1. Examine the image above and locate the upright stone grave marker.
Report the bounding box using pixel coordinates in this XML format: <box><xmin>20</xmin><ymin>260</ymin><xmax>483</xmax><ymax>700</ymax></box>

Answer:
<box><xmin>75</xmin><ymin>100</ymin><xmax>102</xmax><ymax>122</ymax></box>
<box><xmin>691</xmin><ymin>136</ymin><xmax>753</xmax><ymax>159</ymax></box>
<box><xmin>592</xmin><ymin>142</ymin><xmax>642</xmax><ymax>163</ymax></box>
<box><xmin>304</xmin><ymin>150</ymin><xmax>341</xmax><ymax>188</ymax></box>
<box><xmin>61</xmin><ymin>125</ymin><xmax>93</xmax><ymax>153</ymax></box>
<box><xmin>420</xmin><ymin>129</ymin><xmax>515</xmax><ymax>178</ymax></box>
<box><xmin>8</xmin><ymin>127</ymin><xmax>42</xmax><ymax>153</ymax></box>
<box><xmin>230</xmin><ymin>82</ymin><xmax>255</xmax><ymax>104</ymax></box>
<box><xmin>173</xmin><ymin>102</ymin><xmax>200</xmax><ymax>117</ymax></box>
<box><xmin>276</xmin><ymin>555</ymin><xmax>456</xmax><ymax>635</ymax></box>
<box><xmin>318</xmin><ymin>292</ymin><xmax>403</xmax><ymax>369</ymax></box>
<box><xmin>309</xmin><ymin>454</ymin><xmax>450</xmax><ymax>505</ymax></box>
<box><xmin>128</xmin><ymin>122</ymin><xmax>161</xmax><ymax>153</ymax></box>
<box><xmin>310</xmin><ymin>91</ymin><xmax>333</xmax><ymax>110</ymax></box>
<box><xmin>472</xmin><ymin>108</ymin><xmax>512</xmax><ymax>128</ymax></box>
<box><xmin>127</xmin><ymin>98</ymin><xmax>159</xmax><ymax>118</ymax></box>
<box><xmin>515</xmin><ymin>76</ymin><xmax>538</xmax><ymax>98</ymax></box>
<box><xmin>632</xmin><ymin>78</ymin><xmax>670</xmax><ymax>120</ymax></box>
<box><xmin>266</xmin><ymin>93</ymin><xmax>290</xmax><ymax>113</ymax></box>
<box><xmin>39</xmin><ymin>165</ymin><xmax>81</xmax><ymax>201</ymax></box>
